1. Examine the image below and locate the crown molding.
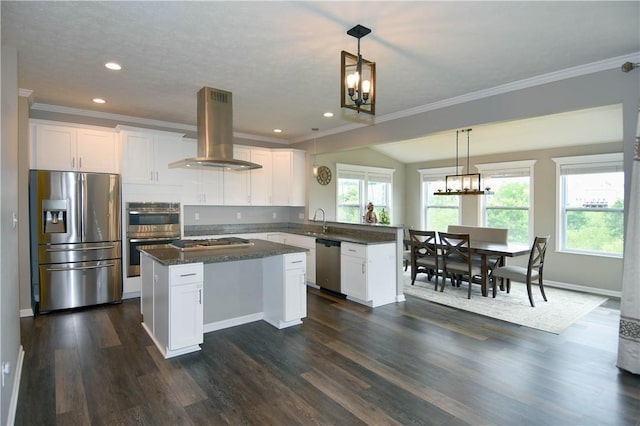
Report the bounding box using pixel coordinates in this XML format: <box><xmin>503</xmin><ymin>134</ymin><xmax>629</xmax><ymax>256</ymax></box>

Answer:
<box><xmin>29</xmin><ymin>52</ymin><xmax>639</xmax><ymax>145</ymax></box>
<box><xmin>293</xmin><ymin>52</ymin><xmax>640</xmax><ymax>143</ymax></box>
<box><xmin>29</xmin><ymin>102</ymin><xmax>288</xmax><ymax>144</ymax></box>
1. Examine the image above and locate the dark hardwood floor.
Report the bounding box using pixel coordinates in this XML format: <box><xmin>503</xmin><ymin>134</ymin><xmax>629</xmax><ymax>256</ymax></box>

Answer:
<box><xmin>16</xmin><ymin>288</ymin><xmax>640</xmax><ymax>425</ymax></box>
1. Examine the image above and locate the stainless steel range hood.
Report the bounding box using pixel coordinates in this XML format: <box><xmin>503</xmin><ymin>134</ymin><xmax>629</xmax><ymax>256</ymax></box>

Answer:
<box><xmin>169</xmin><ymin>87</ymin><xmax>262</xmax><ymax>170</ymax></box>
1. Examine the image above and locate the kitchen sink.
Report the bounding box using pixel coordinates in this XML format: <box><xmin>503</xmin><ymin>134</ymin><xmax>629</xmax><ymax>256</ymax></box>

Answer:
<box><xmin>302</xmin><ymin>231</ymin><xmax>325</xmax><ymax>237</ymax></box>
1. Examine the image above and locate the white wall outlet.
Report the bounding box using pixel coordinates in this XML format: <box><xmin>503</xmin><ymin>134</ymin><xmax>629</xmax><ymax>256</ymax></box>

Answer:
<box><xmin>272</xmin><ymin>212</ymin><xmax>277</xmax><ymax>219</ymax></box>
<box><xmin>194</xmin><ymin>212</ymin><xmax>200</xmax><ymax>221</ymax></box>
<box><xmin>1</xmin><ymin>361</ymin><xmax>9</xmax><ymax>387</ymax></box>
<box><xmin>236</xmin><ymin>212</ymin><xmax>242</xmax><ymax>219</ymax></box>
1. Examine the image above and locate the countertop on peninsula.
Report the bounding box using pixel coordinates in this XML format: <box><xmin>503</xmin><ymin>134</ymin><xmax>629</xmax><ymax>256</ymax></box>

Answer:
<box><xmin>140</xmin><ymin>239</ymin><xmax>308</xmax><ymax>266</ymax></box>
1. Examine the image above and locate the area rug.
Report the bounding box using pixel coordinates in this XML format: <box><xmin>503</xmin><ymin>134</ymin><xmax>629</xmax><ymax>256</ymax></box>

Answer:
<box><xmin>403</xmin><ymin>273</ymin><xmax>608</xmax><ymax>334</ymax></box>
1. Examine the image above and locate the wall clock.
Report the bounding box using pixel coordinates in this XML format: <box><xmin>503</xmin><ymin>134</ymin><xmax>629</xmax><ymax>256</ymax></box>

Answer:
<box><xmin>316</xmin><ymin>166</ymin><xmax>332</xmax><ymax>185</ymax></box>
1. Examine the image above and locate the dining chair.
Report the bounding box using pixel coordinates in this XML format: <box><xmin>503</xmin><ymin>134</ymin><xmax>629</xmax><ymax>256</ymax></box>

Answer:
<box><xmin>409</xmin><ymin>230</ymin><xmax>440</xmax><ymax>289</ymax></box>
<box><xmin>438</xmin><ymin>232</ymin><xmax>484</xmax><ymax>298</ymax></box>
<box><xmin>490</xmin><ymin>235</ymin><xmax>550</xmax><ymax>307</ymax></box>
<box><xmin>402</xmin><ymin>227</ymin><xmax>412</xmax><ymax>271</ymax></box>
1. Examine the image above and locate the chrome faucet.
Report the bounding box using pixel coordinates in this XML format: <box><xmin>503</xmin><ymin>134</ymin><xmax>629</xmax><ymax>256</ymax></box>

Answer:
<box><xmin>312</xmin><ymin>208</ymin><xmax>327</xmax><ymax>233</ymax></box>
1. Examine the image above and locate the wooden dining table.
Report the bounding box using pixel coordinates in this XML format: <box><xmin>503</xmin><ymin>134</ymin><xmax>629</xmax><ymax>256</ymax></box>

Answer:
<box><xmin>469</xmin><ymin>240</ymin><xmax>531</xmax><ymax>297</ymax></box>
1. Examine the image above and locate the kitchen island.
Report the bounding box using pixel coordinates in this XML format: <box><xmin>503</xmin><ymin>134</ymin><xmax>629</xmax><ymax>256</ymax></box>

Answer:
<box><xmin>139</xmin><ymin>239</ymin><xmax>308</xmax><ymax>358</ymax></box>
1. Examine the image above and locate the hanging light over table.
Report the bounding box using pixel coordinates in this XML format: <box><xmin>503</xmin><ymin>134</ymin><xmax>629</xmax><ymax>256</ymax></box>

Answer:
<box><xmin>434</xmin><ymin>128</ymin><xmax>485</xmax><ymax>195</ymax></box>
<box><xmin>341</xmin><ymin>24</ymin><xmax>376</xmax><ymax>115</ymax></box>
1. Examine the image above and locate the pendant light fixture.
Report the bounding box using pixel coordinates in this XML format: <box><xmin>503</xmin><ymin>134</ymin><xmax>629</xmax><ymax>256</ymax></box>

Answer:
<box><xmin>341</xmin><ymin>24</ymin><xmax>376</xmax><ymax>115</ymax></box>
<box><xmin>434</xmin><ymin>128</ymin><xmax>484</xmax><ymax>195</ymax></box>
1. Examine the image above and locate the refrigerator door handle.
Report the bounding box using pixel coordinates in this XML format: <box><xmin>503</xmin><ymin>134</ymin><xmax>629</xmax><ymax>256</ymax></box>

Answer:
<box><xmin>46</xmin><ymin>262</ymin><xmax>117</xmax><ymax>272</ymax></box>
<box><xmin>45</xmin><ymin>245</ymin><xmax>117</xmax><ymax>252</ymax></box>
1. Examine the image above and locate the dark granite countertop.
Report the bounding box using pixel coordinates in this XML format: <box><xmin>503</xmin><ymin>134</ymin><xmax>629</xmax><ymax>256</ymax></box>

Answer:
<box><xmin>183</xmin><ymin>223</ymin><xmax>397</xmax><ymax>245</ymax></box>
<box><xmin>140</xmin><ymin>239</ymin><xmax>308</xmax><ymax>266</ymax></box>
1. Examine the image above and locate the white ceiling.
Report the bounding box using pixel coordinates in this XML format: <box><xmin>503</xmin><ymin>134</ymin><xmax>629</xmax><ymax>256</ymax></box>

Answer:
<box><xmin>2</xmin><ymin>1</ymin><xmax>638</xmax><ymax>160</ymax></box>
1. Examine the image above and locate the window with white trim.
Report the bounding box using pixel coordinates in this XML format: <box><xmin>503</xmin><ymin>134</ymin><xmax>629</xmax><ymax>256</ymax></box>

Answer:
<box><xmin>418</xmin><ymin>167</ymin><xmax>460</xmax><ymax>232</ymax></box>
<box><xmin>553</xmin><ymin>153</ymin><xmax>624</xmax><ymax>257</ymax></box>
<box><xmin>336</xmin><ymin>164</ymin><xmax>394</xmax><ymax>224</ymax></box>
<box><xmin>476</xmin><ymin>160</ymin><xmax>536</xmax><ymax>244</ymax></box>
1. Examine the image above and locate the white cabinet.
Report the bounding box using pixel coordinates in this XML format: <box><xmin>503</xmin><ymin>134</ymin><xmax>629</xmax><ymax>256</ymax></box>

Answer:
<box><xmin>272</xmin><ymin>149</ymin><xmax>305</xmax><ymax>206</ymax></box>
<box><xmin>223</xmin><ymin>146</ymin><xmax>252</xmax><ymax>205</ymax></box>
<box><xmin>179</xmin><ymin>138</ymin><xmax>223</xmax><ymax>205</ymax></box>
<box><xmin>249</xmin><ymin>148</ymin><xmax>273</xmax><ymax>205</ymax></box>
<box><xmin>263</xmin><ymin>253</ymin><xmax>307</xmax><ymax>329</ymax></box>
<box><xmin>30</xmin><ymin>121</ymin><xmax>118</xmax><ymax>173</ymax></box>
<box><xmin>341</xmin><ymin>242</ymin><xmax>396</xmax><ymax>307</ymax></box>
<box><xmin>140</xmin><ymin>258</ymin><xmax>204</xmax><ymax>359</ymax></box>
<box><xmin>281</xmin><ymin>233</ymin><xmax>316</xmax><ymax>285</ymax></box>
<box><xmin>223</xmin><ymin>146</ymin><xmax>274</xmax><ymax>206</ymax></box>
<box><xmin>119</xmin><ymin>126</ymin><xmax>188</xmax><ymax>185</ymax></box>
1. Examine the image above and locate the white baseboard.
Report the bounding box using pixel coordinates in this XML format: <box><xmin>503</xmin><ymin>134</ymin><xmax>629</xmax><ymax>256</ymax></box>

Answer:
<box><xmin>544</xmin><ymin>280</ymin><xmax>621</xmax><ymax>298</ymax></box>
<box><xmin>19</xmin><ymin>308</ymin><xmax>33</xmax><ymax>318</ymax></box>
<box><xmin>7</xmin><ymin>345</ymin><xmax>25</xmax><ymax>426</ymax></box>
<box><xmin>396</xmin><ymin>294</ymin><xmax>406</xmax><ymax>303</ymax></box>
<box><xmin>203</xmin><ymin>313</ymin><xmax>264</xmax><ymax>333</ymax></box>
<box><xmin>122</xmin><ymin>291</ymin><xmax>140</xmax><ymax>300</ymax></box>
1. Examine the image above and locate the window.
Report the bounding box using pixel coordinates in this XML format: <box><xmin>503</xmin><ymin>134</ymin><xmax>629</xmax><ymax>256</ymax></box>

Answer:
<box><xmin>553</xmin><ymin>153</ymin><xmax>624</xmax><ymax>257</ymax></box>
<box><xmin>419</xmin><ymin>167</ymin><xmax>460</xmax><ymax>232</ymax></box>
<box><xmin>476</xmin><ymin>160</ymin><xmax>536</xmax><ymax>244</ymax></box>
<box><xmin>336</xmin><ymin>164</ymin><xmax>394</xmax><ymax>224</ymax></box>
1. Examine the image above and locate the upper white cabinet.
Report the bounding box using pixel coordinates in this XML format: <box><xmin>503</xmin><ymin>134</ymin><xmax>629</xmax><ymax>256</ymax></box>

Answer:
<box><xmin>222</xmin><ymin>146</ymin><xmax>252</xmax><ymax>205</ymax></box>
<box><xmin>223</xmin><ymin>146</ymin><xmax>274</xmax><ymax>206</ymax></box>
<box><xmin>249</xmin><ymin>148</ymin><xmax>273</xmax><ymax>205</ymax></box>
<box><xmin>119</xmin><ymin>126</ymin><xmax>188</xmax><ymax>185</ymax></box>
<box><xmin>272</xmin><ymin>149</ymin><xmax>305</xmax><ymax>206</ymax></box>
<box><xmin>30</xmin><ymin>120</ymin><xmax>119</xmax><ymax>173</ymax></box>
<box><xmin>180</xmin><ymin>138</ymin><xmax>224</xmax><ymax>205</ymax></box>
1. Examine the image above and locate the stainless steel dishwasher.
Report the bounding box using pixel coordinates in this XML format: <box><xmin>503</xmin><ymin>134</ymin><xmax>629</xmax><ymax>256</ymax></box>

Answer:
<box><xmin>316</xmin><ymin>238</ymin><xmax>341</xmax><ymax>293</ymax></box>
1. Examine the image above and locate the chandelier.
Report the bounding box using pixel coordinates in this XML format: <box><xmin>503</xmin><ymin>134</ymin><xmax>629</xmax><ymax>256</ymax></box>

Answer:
<box><xmin>341</xmin><ymin>24</ymin><xmax>376</xmax><ymax>115</ymax></box>
<box><xmin>434</xmin><ymin>129</ymin><xmax>485</xmax><ymax>195</ymax></box>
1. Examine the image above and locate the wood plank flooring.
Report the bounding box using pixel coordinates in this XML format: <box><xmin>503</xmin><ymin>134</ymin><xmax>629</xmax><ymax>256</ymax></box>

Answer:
<box><xmin>16</xmin><ymin>288</ymin><xmax>640</xmax><ymax>425</ymax></box>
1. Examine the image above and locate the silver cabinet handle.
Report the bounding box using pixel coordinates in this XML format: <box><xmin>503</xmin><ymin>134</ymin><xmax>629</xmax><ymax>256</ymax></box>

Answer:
<box><xmin>180</xmin><ymin>273</ymin><xmax>197</xmax><ymax>277</ymax></box>
<box><xmin>46</xmin><ymin>262</ymin><xmax>116</xmax><ymax>272</ymax></box>
<box><xmin>71</xmin><ymin>157</ymin><xmax>75</xmax><ymax>169</ymax></box>
<box><xmin>46</xmin><ymin>245</ymin><xmax>116</xmax><ymax>252</ymax></box>
<box><xmin>150</xmin><ymin>171</ymin><xmax>154</xmax><ymax>181</ymax></box>
<box><xmin>291</xmin><ymin>260</ymin><xmax>303</xmax><ymax>264</ymax></box>
<box><xmin>79</xmin><ymin>157</ymin><xmax>82</xmax><ymax>169</ymax></box>
<box><xmin>198</xmin><ymin>288</ymin><xmax>202</xmax><ymax>304</ymax></box>
<box><xmin>156</xmin><ymin>171</ymin><xmax>159</xmax><ymax>181</ymax></box>
<box><xmin>362</xmin><ymin>262</ymin><xmax>365</xmax><ymax>274</ymax></box>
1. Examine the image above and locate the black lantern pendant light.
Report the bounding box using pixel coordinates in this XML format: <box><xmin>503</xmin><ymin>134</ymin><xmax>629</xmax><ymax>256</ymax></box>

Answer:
<box><xmin>341</xmin><ymin>24</ymin><xmax>376</xmax><ymax>115</ymax></box>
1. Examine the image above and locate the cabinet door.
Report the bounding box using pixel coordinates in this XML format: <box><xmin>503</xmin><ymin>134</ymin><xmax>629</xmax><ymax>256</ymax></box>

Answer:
<box><xmin>271</xmin><ymin>151</ymin><xmax>291</xmax><ymax>205</ymax></box>
<box><xmin>140</xmin><ymin>254</ymin><xmax>154</xmax><ymax>323</ymax></box>
<box><xmin>33</xmin><ymin>124</ymin><xmax>77</xmax><ymax>171</ymax></box>
<box><xmin>153</xmin><ymin>134</ymin><xmax>189</xmax><ymax>185</ymax></box>
<box><xmin>169</xmin><ymin>282</ymin><xmax>203</xmax><ymax>350</ymax></box>
<box><xmin>223</xmin><ymin>146</ymin><xmax>251</xmax><ymax>205</ymax></box>
<box><xmin>76</xmin><ymin>128</ymin><xmax>118</xmax><ymax>173</ymax></box>
<box><xmin>250</xmin><ymin>148</ymin><xmax>272</xmax><ymax>205</ymax></box>
<box><xmin>200</xmin><ymin>168</ymin><xmax>223</xmax><ymax>205</ymax></box>
<box><xmin>284</xmin><ymin>268</ymin><xmax>306</xmax><ymax>322</ymax></box>
<box><xmin>121</xmin><ymin>132</ymin><xmax>154</xmax><ymax>183</ymax></box>
<box><xmin>341</xmin><ymin>255</ymin><xmax>367</xmax><ymax>300</ymax></box>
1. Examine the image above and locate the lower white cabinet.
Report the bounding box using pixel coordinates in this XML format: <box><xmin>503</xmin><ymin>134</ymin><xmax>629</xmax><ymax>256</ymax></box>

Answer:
<box><xmin>140</xmin><ymin>254</ymin><xmax>204</xmax><ymax>358</ymax></box>
<box><xmin>341</xmin><ymin>242</ymin><xmax>396</xmax><ymax>307</ymax></box>
<box><xmin>263</xmin><ymin>253</ymin><xmax>307</xmax><ymax>329</ymax></box>
<box><xmin>281</xmin><ymin>233</ymin><xmax>316</xmax><ymax>285</ymax></box>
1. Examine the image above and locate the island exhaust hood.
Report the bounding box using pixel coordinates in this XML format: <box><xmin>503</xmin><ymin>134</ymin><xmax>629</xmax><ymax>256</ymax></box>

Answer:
<box><xmin>169</xmin><ymin>87</ymin><xmax>262</xmax><ymax>170</ymax></box>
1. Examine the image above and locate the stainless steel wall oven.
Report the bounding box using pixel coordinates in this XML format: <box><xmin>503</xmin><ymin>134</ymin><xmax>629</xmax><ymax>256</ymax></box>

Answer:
<box><xmin>126</xmin><ymin>202</ymin><xmax>180</xmax><ymax>277</ymax></box>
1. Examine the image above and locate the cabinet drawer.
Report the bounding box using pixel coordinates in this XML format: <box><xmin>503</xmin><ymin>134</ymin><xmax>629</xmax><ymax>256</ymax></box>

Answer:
<box><xmin>169</xmin><ymin>263</ymin><xmax>204</xmax><ymax>285</ymax></box>
<box><xmin>284</xmin><ymin>253</ymin><xmax>306</xmax><ymax>270</ymax></box>
<box><xmin>341</xmin><ymin>242</ymin><xmax>367</xmax><ymax>259</ymax></box>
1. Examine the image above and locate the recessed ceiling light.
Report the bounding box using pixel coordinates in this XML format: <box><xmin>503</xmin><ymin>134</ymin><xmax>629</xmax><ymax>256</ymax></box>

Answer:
<box><xmin>92</xmin><ymin>98</ymin><xmax>106</xmax><ymax>104</ymax></box>
<box><xmin>323</xmin><ymin>112</ymin><xmax>334</xmax><ymax>118</ymax></box>
<box><xmin>273</xmin><ymin>128</ymin><xmax>283</xmax><ymax>133</ymax></box>
<box><xmin>105</xmin><ymin>62</ymin><xmax>122</xmax><ymax>71</ymax></box>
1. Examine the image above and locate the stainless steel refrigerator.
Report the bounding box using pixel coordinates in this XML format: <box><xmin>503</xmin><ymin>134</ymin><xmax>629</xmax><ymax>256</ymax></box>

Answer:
<box><xmin>29</xmin><ymin>170</ymin><xmax>122</xmax><ymax>313</ymax></box>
